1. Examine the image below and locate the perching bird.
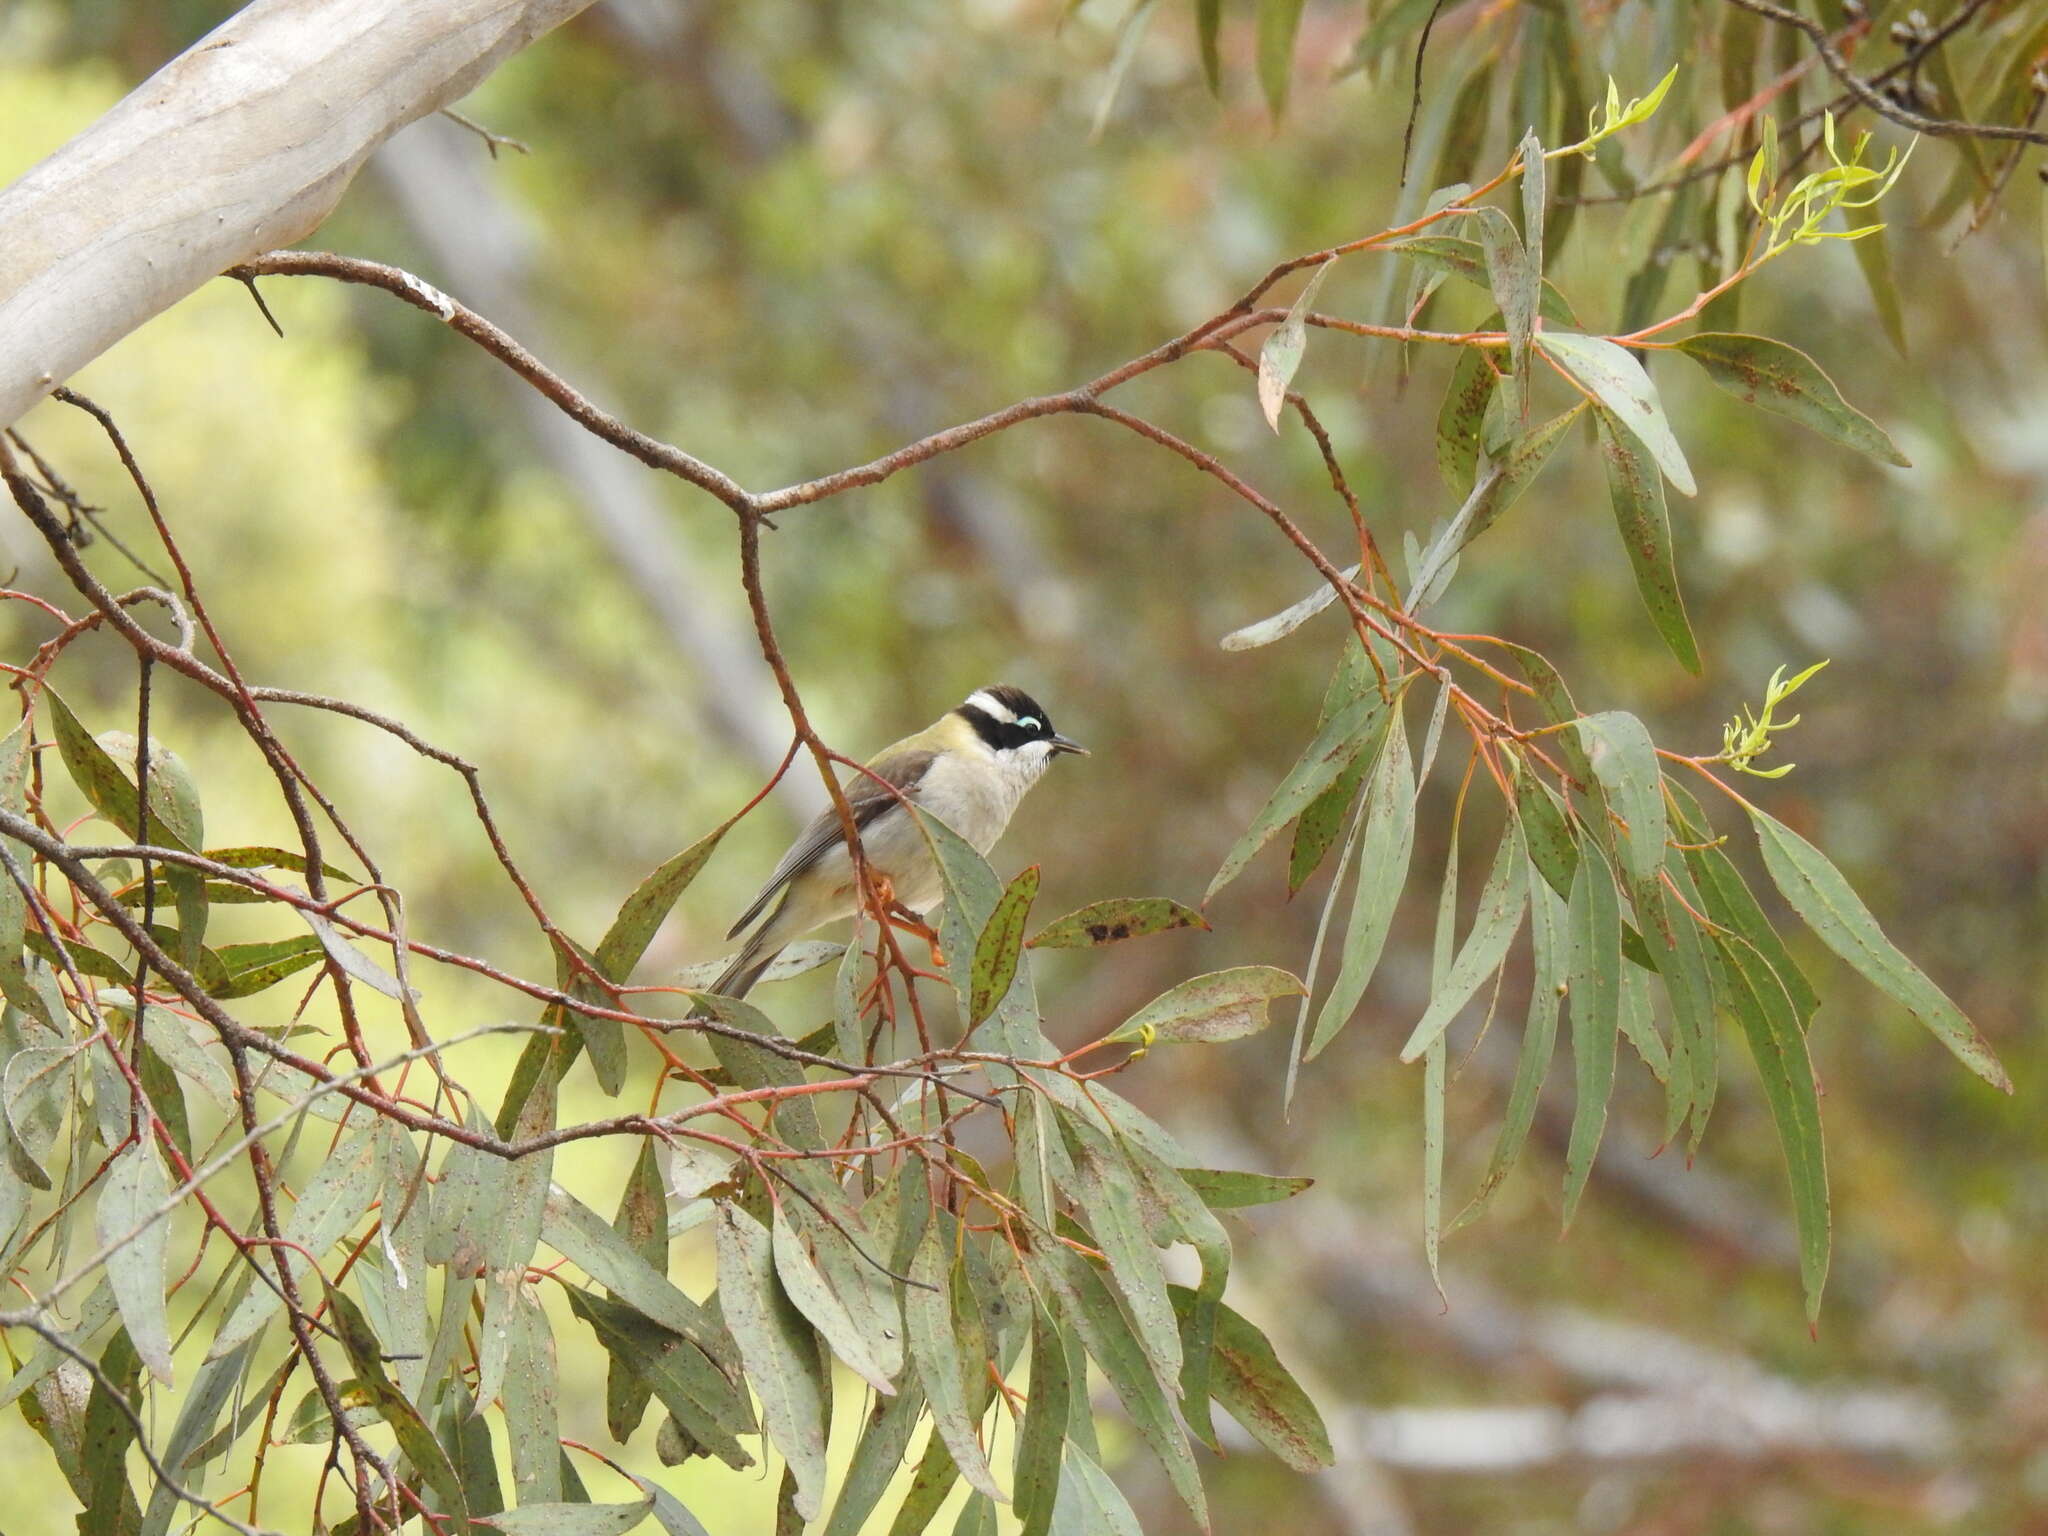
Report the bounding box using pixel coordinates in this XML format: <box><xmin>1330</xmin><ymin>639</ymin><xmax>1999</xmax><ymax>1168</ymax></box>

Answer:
<box><xmin>710</xmin><ymin>685</ymin><xmax>1084</xmax><ymax>998</ymax></box>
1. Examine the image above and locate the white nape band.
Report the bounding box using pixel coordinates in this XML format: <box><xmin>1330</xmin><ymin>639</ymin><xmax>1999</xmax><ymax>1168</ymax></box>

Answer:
<box><xmin>963</xmin><ymin>689</ymin><xmax>1014</xmax><ymax>722</ymax></box>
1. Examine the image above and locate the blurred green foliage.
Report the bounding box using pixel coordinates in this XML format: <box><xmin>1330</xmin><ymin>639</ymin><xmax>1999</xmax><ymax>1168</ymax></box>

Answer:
<box><xmin>3</xmin><ymin>0</ymin><xmax>2047</xmax><ymax>1529</ymax></box>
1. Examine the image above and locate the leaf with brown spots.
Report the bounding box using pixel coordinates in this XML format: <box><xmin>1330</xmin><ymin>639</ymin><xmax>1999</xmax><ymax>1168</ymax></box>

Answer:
<box><xmin>1026</xmin><ymin>897</ymin><xmax>1208</xmax><ymax>950</ymax></box>
<box><xmin>1594</xmin><ymin>404</ymin><xmax>1700</xmax><ymax>675</ymax></box>
<box><xmin>1169</xmin><ymin>1287</ymin><xmax>1332</xmax><ymax>1473</ymax></box>
<box><xmin>1676</xmin><ymin>332</ymin><xmax>1910</xmax><ymax>468</ymax></box>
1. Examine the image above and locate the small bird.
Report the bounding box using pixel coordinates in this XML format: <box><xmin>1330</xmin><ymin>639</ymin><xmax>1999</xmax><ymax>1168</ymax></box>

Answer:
<box><xmin>710</xmin><ymin>685</ymin><xmax>1085</xmax><ymax>999</ymax></box>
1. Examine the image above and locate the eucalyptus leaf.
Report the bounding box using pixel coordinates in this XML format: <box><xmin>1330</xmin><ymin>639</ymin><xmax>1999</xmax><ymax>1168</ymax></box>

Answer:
<box><xmin>1537</xmin><ymin>331</ymin><xmax>1696</xmax><ymax>495</ymax></box>
<box><xmin>1677</xmin><ymin>332</ymin><xmax>1909</xmax><ymax>467</ymax></box>
<box><xmin>1105</xmin><ymin>965</ymin><xmax>1305</xmax><ymax>1045</ymax></box>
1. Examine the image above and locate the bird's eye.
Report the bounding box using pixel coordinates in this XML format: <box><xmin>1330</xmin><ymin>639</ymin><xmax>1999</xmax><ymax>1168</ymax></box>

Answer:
<box><xmin>1017</xmin><ymin>716</ymin><xmax>1041</xmax><ymax>731</ymax></box>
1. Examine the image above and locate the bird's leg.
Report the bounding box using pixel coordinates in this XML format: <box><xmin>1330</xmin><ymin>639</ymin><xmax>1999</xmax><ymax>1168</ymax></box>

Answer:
<box><xmin>886</xmin><ymin>902</ymin><xmax>946</xmax><ymax>971</ymax></box>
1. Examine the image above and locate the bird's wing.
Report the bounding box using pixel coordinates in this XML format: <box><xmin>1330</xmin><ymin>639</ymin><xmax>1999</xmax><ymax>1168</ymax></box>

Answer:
<box><xmin>724</xmin><ymin>746</ymin><xmax>938</xmax><ymax>940</ymax></box>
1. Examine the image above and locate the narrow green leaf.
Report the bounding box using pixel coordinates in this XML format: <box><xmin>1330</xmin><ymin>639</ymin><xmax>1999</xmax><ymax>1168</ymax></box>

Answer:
<box><xmin>1063</xmin><ymin>1121</ymin><xmax>1181</xmax><ymax>1391</ymax></box>
<box><xmin>1206</xmin><ymin>687</ymin><xmax>1388</xmax><ymax>902</ymax></box>
<box><xmin>603</xmin><ymin>1142</ymin><xmax>666</xmax><ymax>1441</ymax></box>
<box><xmin>96</xmin><ymin>1140</ymin><xmax>174</xmax><ymax>1384</ymax></box>
<box><xmin>902</xmin><ymin>1220</ymin><xmax>1005</xmax><ymax>1502</ymax></box>
<box><xmin>209</xmin><ymin>1129</ymin><xmax>379</xmax><ymax>1361</ymax></box>
<box><xmin>1846</xmin><ymin>198</ymin><xmax>1906</xmax><ymax>353</ymax></box>
<box><xmin>1616</xmin><ymin>961</ymin><xmax>1667</xmax><ymax>1080</ymax></box>
<box><xmin>439</xmin><ymin>1385</ymin><xmax>506</xmax><ymax>1516</ymax></box>
<box><xmin>1472</xmin><ymin>207</ymin><xmax>1534</xmax><ymax>409</ymax></box>
<box><xmin>1576</xmin><ymin>711</ymin><xmax>1666</xmax><ymax>882</ymax></box>
<box><xmin>969</xmin><ymin>865</ymin><xmax>1038</xmax><ymax>1026</ymax></box>
<box><xmin>563</xmin><ymin>1289</ymin><xmax>755</xmax><ymax>1468</ymax></box>
<box><xmin>1750</xmin><ymin>807</ymin><xmax>2010</xmax><ymax>1091</ymax></box>
<box><xmin>713</xmin><ymin>1203</ymin><xmax>830</xmax><ymax>1518</ymax></box>
<box><xmin>1175</xmin><ymin>1166</ymin><xmax>1314</xmax><ymax>1208</ymax></box>
<box><xmin>1454</xmin><ymin>871</ymin><xmax>1567</xmax><ymax>1231</ymax></box>
<box><xmin>1399</xmin><ymin>825</ymin><xmax>1528</xmax><ymax>1062</ymax></box>
<box><xmin>821</xmin><ymin>1385</ymin><xmax>925</xmax><ymax>1536</ymax></box>
<box><xmin>1594</xmin><ymin>405</ymin><xmax>1700</xmax><ymax>673</ymax></box>
<box><xmin>78</xmin><ymin>1329</ymin><xmax>144</xmax><ymax>1536</ymax></box>
<box><xmin>1169</xmin><ymin>1287</ymin><xmax>1333</xmax><ymax>1471</ymax></box>
<box><xmin>770</xmin><ymin>1204</ymin><xmax>896</xmax><ymax>1395</ymax></box>
<box><xmin>1407</xmin><ymin>404</ymin><xmax>1580</xmax><ymax>604</ymax></box>
<box><xmin>504</xmin><ymin>1283</ymin><xmax>564</xmax><ymax>1503</ymax></box>
<box><xmin>1013</xmin><ymin>1311</ymin><xmax>1069</xmax><ymax>1536</ymax></box>
<box><xmin>1436</xmin><ymin>344</ymin><xmax>1498</xmax><ymax>494</ymax></box>
<box><xmin>481</xmin><ymin>1500</ymin><xmax>655</xmax><ymax>1536</ymax></box>
<box><xmin>45</xmin><ymin>694</ymin><xmax>199</xmax><ymax>852</ymax></box>
<box><xmin>541</xmin><ymin>1180</ymin><xmax>728</xmax><ymax>1362</ymax></box>
<box><xmin>1676</xmin><ymin>333</ymin><xmax>1910</xmax><ymax>467</ymax></box>
<box><xmin>1714</xmin><ymin>935</ymin><xmax>1830</xmax><ymax>1320</ymax></box>
<box><xmin>1104</xmin><ymin>964</ymin><xmax>1304</xmax><ymax>1044</ymax></box>
<box><xmin>1308</xmin><ymin>707</ymin><xmax>1415</xmax><ymax>1058</ymax></box>
<box><xmin>1562</xmin><ymin>851</ymin><xmax>1621</xmax><ymax>1229</ymax></box>
<box><xmin>1672</xmin><ymin>784</ymin><xmax>1819</xmax><ymax>1026</ymax></box>
<box><xmin>328</xmin><ymin>1284</ymin><xmax>473</xmax><ymax>1534</ymax></box>
<box><xmin>203</xmin><ymin>844</ymin><xmax>358</xmax><ymax>881</ymax></box>
<box><xmin>211</xmin><ymin>934</ymin><xmax>326</xmax><ymax>999</ymax></box>
<box><xmin>1256</xmin><ymin>0</ymin><xmax>1308</xmax><ymax>119</ymax></box>
<box><xmin>1197</xmin><ymin>0</ymin><xmax>1222</xmax><ymax>93</ymax></box>
<box><xmin>1217</xmin><ymin>564</ymin><xmax>1359</xmax><ymax>651</ymax></box>
<box><xmin>1051</xmin><ymin>1447</ymin><xmax>1144</xmax><ymax>1536</ymax></box>
<box><xmin>888</xmin><ymin>1434</ymin><xmax>965</xmax><ymax>1536</ymax></box>
<box><xmin>1520</xmin><ymin>128</ymin><xmax>1546</xmax><ymax>265</ymax></box>
<box><xmin>1537</xmin><ymin>332</ymin><xmax>1696</xmax><ymax>495</ymax></box>
<box><xmin>1288</xmin><ymin>751</ymin><xmax>1367</xmax><ymax>895</ymax></box>
<box><xmin>1516</xmin><ymin>770</ymin><xmax>1579</xmax><ymax>902</ymax></box>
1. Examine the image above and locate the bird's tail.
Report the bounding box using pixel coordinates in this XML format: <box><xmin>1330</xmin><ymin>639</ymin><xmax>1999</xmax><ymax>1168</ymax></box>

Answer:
<box><xmin>707</xmin><ymin>900</ymin><xmax>787</xmax><ymax>1000</ymax></box>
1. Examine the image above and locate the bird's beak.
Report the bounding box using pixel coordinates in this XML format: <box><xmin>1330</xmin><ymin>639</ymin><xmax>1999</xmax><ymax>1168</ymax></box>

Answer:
<box><xmin>1050</xmin><ymin>734</ymin><xmax>1088</xmax><ymax>756</ymax></box>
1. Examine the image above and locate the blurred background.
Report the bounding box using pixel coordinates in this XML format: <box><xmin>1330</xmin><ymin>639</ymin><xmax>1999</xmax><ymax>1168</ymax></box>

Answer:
<box><xmin>2</xmin><ymin>0</ymin><xmax>2045</xmax><ymax>1529</ymax></box>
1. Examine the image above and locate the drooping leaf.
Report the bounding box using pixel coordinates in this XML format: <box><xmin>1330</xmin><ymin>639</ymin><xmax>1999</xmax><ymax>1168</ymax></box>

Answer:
<box><xmin>504</xmin><ymin>1283</ymin><xmax>565</xmax><ymax>1503</ymax></box>
<box><xmin>1255</xmin><ymin>0</ymin><xmax>1309</xmax><ymax>119</ymax></box>
<box><xmin>1593</xmin><ymin>405</ymin><xmax>1701</xmax><ymax>673</ymax></box>
<box><xmin>1062</xmin><ymin>1118</ymin><xmax>1182</xmax><ymax>1389</ymax></box>
<box><xmin>44</xmin><ymin>694</ymin><xmax>199</xmax><ymax>852</ymax></box>
<box><xmin>1515</xmin><ymin>769</ymin><xmax>1579</xmax><ymax>901</ymax></box>
<box><xmin>1399</xmin><ymin>825</ymin><xmax>1528</xmax><ymax>1063</ymax></box>
<box><xmin>1012</xmin><ymin>1311</ymin><xmax>1069</xmax><ymax>1536</ymax></box>
<box><xmin>969</xmin><ymin>865</ymin><xmax>1038</xmax><ymax>1026</ymax></box>
<box><xmin>1170</xmin><ymin>1287</ymin><xmax>1333</xmax><ymax>1472</ymax></box>
<box><xmin>821</xmin><ymin>1385</ymin><xmax>925</xmax><ymax>1536</ymax></box>
<box><xmin>1846</xmin><ymin>198</ymin><xmax>1906</xmax><ymax>354</ymax></box>
<box><xmin>1537</xmin><ymin>332</ymin><xmax>1696</xmax><ymax>495</ymax></box>
<box><xmin>1714</xmin><ymin>934</ymin><xmax>1831</xmax><ymax>1321</ymax></box>
<box><xmin>1561</xmin><ymin>849</ymin><xmax>1621</xmax><ymax>1229</ymax></box>
<box><xmin>1749</xmin><ymin>807</ymin><xmax>2010</xmax><ymax>1091</ymax></box>
<box><xmin>543</xmin><ymin>1183</ymin><xmax>730</xmax><ymax>1364</ymax></box>
<box><xmin>1436</xmin><ymin>344</ymin><xmax>1499</xmax><ymax>494</ymax></box>
<box><xmin>1289</xmin><ymin>750</ymin><xmax>1368</xmax><ymax>895</ymax></box>
<box><xmin>771</xmin><ymin>1204</ymin><xmax>896</xmax><ymax>1395</ymax></box>
<box><xmin>713</xmin><ymin>1203</ymin><xmax>830</xmax><ymax>1518</ymax></box>
<box><xmin>1051</xmin><ymin>1446</ymin><xmax>1145</xmax><ymax>1536</ymax></box>
<box><xmin>327</xmin><ymin>1284</ymin><xmax>472</xmax><ymax>1534</ymax></box>
<box><xmin>1471</xmin><ymin>207</ymin><xmax>1535</xmax><ymax>410</ymax></box>
<box><xmin>1454</xmin><ymin>870</ymin><xmax>1567</xmax><ymax>1231</ymax></box>
<box><xmin>1309</xmin><ymin>709</ymin><xmax>1415</xmax><ymax>1058</ymax></box>
<box><xmin>1576</xmin><ymin>711</ymin><xmax>1666</xmax><ymax>882</ymax></box>
<box><xmin>1676</xmin><ymin>333</ymin><xmax>1910</xmax><ymax>467</ymax></box>
<box><xmin>902</xmin><ymin>1219</ymin><xmax>1005</xmax><ymax>1502</ymax></box>
<box><xmin>1104</xmin><ymin>965</ymin><xmax>1305</xmax><ymax>1045</ymax></box>
<box><xmin>210</xmin><ymin>934</ymin><xmax>326</xmax><ymax>998</ymax></box>
<box><xmin>562</xmin><ymin>1290</ymin><xmax>755</xmax><ymax>1469</ymax></box>
<box><xmin>1406</xmin><ymin>404</ymin><xmax>1580</xmax><ymax>604</ymax></box>
<box><xmin>96</xmin><ymin>1139</ymin><xmax>174</xmax><ymax>1384</ymax></box>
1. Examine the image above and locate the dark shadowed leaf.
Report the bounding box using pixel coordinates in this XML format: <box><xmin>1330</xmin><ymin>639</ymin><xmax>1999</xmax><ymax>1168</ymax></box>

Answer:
<box><xmin>1288</xmin><ymin>751</ymin><xmax>1367</xmax><ymax>895</ymax></box>
<box><xmin>45</xmin><ymin>693</ymin><xmax>199</xmax><ymax>852</ymax></box>
<box><xmin>1537</xmin><ymin>332</ymin><xmax>1695</xmax><ymax>494</ymax></box>
<box><xmin>1750</xmin><ymin>806</ymin><xmax>2009</xmax><ymax>1091</ymax></box>
<box><xmin>1436</xmin><ymin>343</ymin><xmax>1498</xmax><ymax>493</ymax></box>
<box><xmin>539</xmin><ymin>1181</ymin><xmax>734</xmax><ymax>1361</ymax></box>
<box><xmin>1256</xmin><ymin>0</ymin><xmax>1308</xmax><ymax>118</ymax></box>
<box><xmin>1105</xmin><ymin>965</ymin><xmax>1305</xmax><ymax>1045</ymax></box>
<box><xmin>1594</xmin><ymin>405</ymin><xmax>1700</xmax><ymax>673</ymax></box>
<box><xmin>563</xmin><ymin>1290</ymin><xmax>755</xmax><ymax>1468</ymax></box>
<box><xmin>211</xmin><ymin>934</ymin><xmax>326</xmax><ymax>998</ymax></box>
<box><xmin>820</xmin><ymin>1385</ymin><xmax>924</xmax><ymax>1536</ymax></box>
<box><xmin>1676</xmin><ymin>332</ymin><xmax>1910</xmax><ymax>466</ymax></box>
